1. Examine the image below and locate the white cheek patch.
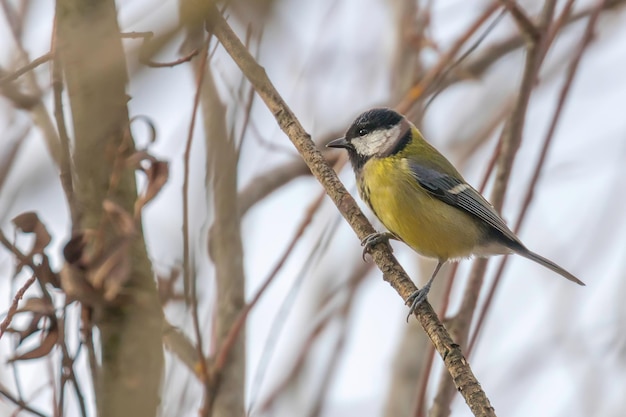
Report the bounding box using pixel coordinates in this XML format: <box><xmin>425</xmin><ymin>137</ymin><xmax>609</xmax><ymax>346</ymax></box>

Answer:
<box><xmin>352</xmin><ymin>124</ymin><xmax>402</xmax><ymax>157</ymax></box>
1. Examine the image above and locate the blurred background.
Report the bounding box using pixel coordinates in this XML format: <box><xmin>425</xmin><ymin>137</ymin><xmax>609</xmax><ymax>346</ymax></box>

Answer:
<box><xmin>1</xmin><ymin>0</ymin><xmax>625</xmax><ymax>416</ymax></box>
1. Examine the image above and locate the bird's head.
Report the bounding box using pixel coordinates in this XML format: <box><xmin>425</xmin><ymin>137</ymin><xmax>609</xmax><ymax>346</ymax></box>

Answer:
<box><xmin>327</xmin><ymin>108</ymin><xmax>411</xmax><ymax>169</ymax></box>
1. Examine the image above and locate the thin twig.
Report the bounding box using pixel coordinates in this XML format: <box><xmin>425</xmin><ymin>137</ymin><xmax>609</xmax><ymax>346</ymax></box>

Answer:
<box><xmin>499</xmin><ymin>0</ymin><xmax>539</xmax><ymax>40</ymax></box>
<box><xmin>307</xmin><ymin>261</ymin><xmax>373</xmax><ymax>417</ymax></box>
<box><xmin>468</xmin><ymin>0</ymin><xmax>608</xmax><ymax>355</ymax></box>
<box><xmin>424</xmin><ymin>9</ymin><xmax>507</xmax><ymax>112</ymax></box>
<box><xmin>246</xmin><ymin>189</ymin><xmax>347</xmax><ymax>415</ymax></box>
<box><xmin>212</xmin><ymin>190</ymin><xmax>326</xmax><ymax>375</ymax></box>
<box><xmin>238</xmin><ymin>150</ymin><xmax>340</xmax><ymax>218</ymax></box>
<box><xmin>436</xmin><ymin>0</ymin><xmax>626</xmax><ymax>93</ymax></box>
<box><xmin>0</xmin><ymin>52</ymin><xmax>53</xmax><ymax>86</ymax></box>
<box><xmin>397</xmin><ymin>2</ymin><xmax>501</xmax><ymax>114</ymax></box>
<box><xmin>121</xmin><ymin>31</ymin><xmax>200</xmax><ymax>67</ymax></box>
<box><xmin>182</xmin><ymin>38</ymin><xmax>211</xmax><ymax>387</ymax></box>
<box><xmin>51</xmin><ymin>24</ymin><xmax>79</xmax><ymax>227</ymax></box>
<box><xmin>258</xmin><ymin>309</ymin><xmax>334</xmax><ymax>414</ymax></box>
<box><xmin>0</xmin><ymin>275</ymin><xmax>37</xmax><ymax>339</ymax></box>
<box><xmin>57</xmin><ymin>314</ymin><xmax>88</xmax><ymax>417</ymax></box>
<box><xmin>0</xmin><ymin>385</ymin><xmax>48</xmax><ymax>417</ymax></box>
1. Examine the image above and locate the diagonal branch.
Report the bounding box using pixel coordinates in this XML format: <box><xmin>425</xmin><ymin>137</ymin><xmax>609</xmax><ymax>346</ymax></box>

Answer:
<box><xmin>205</xmin><ymin>7</ymin><xmax>495</xmax><ymax>417</ymax></box>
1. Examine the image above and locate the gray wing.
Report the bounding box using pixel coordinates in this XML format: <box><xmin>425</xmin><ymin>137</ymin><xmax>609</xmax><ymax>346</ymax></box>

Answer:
<box><xmin>408</xmin><ymin>160</ymin><xmax>520</xmax><ymax>244</ymax></box>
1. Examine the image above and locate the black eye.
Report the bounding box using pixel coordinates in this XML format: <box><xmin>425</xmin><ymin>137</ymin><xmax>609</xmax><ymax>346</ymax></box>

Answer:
<box><xmin>358</xmin><ymin>128</ymin><xmax>369</xmax><ymax>136</ymax></box>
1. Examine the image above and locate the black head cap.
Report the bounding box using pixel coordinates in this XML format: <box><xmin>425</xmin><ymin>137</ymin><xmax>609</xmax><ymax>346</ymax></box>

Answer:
<box><xmin>344</xmin><ymin>108</ymin><xmax>403</xmax><ymax>141</ymax></box>
<box><xmin>327</xmin><ymin>108</ymin><xmax>409</xmax><ymax>173</ymax></box>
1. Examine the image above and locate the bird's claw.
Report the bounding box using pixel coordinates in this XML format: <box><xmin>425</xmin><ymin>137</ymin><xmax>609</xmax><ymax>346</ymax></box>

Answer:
<box><xmin>360</xmin><ymin>232</ymin><xmax>393</xmax><ymax>261</ymax></box>
<box><xmin>405</xmin><ymin>288</ymin><xmax>429</xmax><ymax>322</ymax></box>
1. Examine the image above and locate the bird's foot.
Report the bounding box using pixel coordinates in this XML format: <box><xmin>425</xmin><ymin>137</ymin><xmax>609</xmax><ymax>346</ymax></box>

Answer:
<box><xmin>360</xmin><ymin>232</ymin><xmax>394</xmax><ymax>261</ymax></box>
<box><xmin>405</xmin><ymin>287</ymin><xmax>430</xmax><ymax>322</ymax></box>
<box><xmin>404</xmin><ymin>261</ymin><xmax>442</xmax><ymax>321</ymax></box>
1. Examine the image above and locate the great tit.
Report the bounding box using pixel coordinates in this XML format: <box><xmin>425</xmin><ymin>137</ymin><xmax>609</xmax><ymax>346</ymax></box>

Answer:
<box><xmin>327</xmin><ymin>108</ymin><xmax>584</xmax><ymax>313</ymax></box>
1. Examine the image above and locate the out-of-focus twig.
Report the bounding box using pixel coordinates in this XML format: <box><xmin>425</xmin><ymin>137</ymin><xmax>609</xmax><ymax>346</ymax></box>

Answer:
<box><xmin>248</xmin><ymin>217</ymin><xmax>340</xmax><ymax>415</ymax></box>
<box><xmin>212</xmin><ymin>189</ymin><xmax>327</xmax><ymax>377</ymax></box>
<box><xmin>306</xmin><ymin>260</ymin><xmax>373</xmax><ymax>417</ymax></box>
<box><xmin>468</xmin><ymin>0</ymin><xmax>608</xmax><ymax>355</ymax></box>
<box><xmin>200</xmin><ymin>36</ymin><xmax>247</xmax><ymax>417</ymax></box>
<box><xmin>57</xmin><ymin>316</ymin><xmax>88</xmax><ymax>417</ymax></box>
<box><xmin>499</xmin><ymin>0</ymin><xmax>539</xmax><ymax>40</ymax></box>
<box><xmin>0</xmin><ymin>53</ymin><xmax>52</xmax><ymax>86</ymax></box>
<box><xmin>0</xmin><ymin>129</ymin><xmax>27</xmax><ymax>195</ymax></box>
<box><xmin>51</xmin><ymin>28</ymin><xmax>78</xmax><ymax>227</ymax></box>
<box><xmin>181</xmin><ymin>37</ymin><xmax>210</xmax><ymax>395</ymax></box>
<box><xmin>0</xmin><ymin>274</ymin><xmax>37</xmax><ymax>339</ymax></box>
<box><xmin>430</xmin><ymin>2</ymin><xmax>560</xmax><ymax>415</ymax></box>
<box><xmin>396</xmin><ymin>2</ymin><xmax>501</xmax><ymax>114</ymax></box>
<box><xmin>0</xmin><ymin>384</ymin><xmax>48</xmax><ymax>417</ymax></box>
<box><xmin>438</xmin><ymin>0</ymin><xmax>626</xmax><ymax>92</ymax></box>
<box><xmin>238</xmin><ymin>150</ymin><xmax>340</xmax><ymax>218</ymax></box>
<box><xmin>121</xmin><ymin>31</ymin><xmax>200</xmax><ymax>67</ymax></box>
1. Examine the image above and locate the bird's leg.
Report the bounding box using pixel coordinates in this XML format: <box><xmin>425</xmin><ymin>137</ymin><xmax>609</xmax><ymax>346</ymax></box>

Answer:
<box><xmin>405</xmin><ymin>260</ymin><xmax>444</xmax><ymax>321</ymax></box>
<box><xmin>361</xmin><ymin>231</ymin><xmax>396</xmax><ymax>261</ymax></box>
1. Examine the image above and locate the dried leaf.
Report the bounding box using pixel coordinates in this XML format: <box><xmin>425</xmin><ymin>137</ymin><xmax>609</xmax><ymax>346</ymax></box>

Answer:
<box><xmin>60</xmin><ymin>264</ymin><xmax>102</xmax><ymax>306</ymax></box>
<box><xmin>157</xmin><ymin>268</ymin><xmax>184</xmax><ymax>305</ymax></box>
<box><xmin>63</xmin><ymin>231</ymin><xmax>88</xmax><ymax>268</ymax></box>
<box><xmin>37</xmin><ymin>255</ymin><xmax>61</xmax><ymax>288</ymax></box>
<box><xmin>103</xmin><ymin>200</ymin><xmax>135</xmax><ymax>236</ymax></box>
<box><xmin>135</xmin><ymin>160</ymin><xmax>169</xmax><ymax>217</ymax></box>
<box><xmin>12</xmin><ymin>212</ymin><xmax>51</xmax><ymax>255</ymax></box>
<box><xmin>90</xmin><ymin>242</ymin><xmax>131</xmax><ymax>301</ymax></box>
<box><xmin>15</xmin><ymin>297</ymin><xmax>55</xmax><ymax>316</ymax></box>
<box><xmin>8</xmin><ymin>324</ymin><xmax>58</xmax><ymax>362</ymax></box>
<box><xmin>126</xmin><ymin>150</ymin><xmax>154</xmax><ymax>169</ymax></box>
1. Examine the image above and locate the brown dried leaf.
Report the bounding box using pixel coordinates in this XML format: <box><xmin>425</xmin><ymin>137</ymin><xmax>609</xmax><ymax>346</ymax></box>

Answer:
<box><xmin>126</xmin><ymin>150</ymin><xmax>154</xmax><ymax>169</ymax></box>
<box><xmin>8</xmin><ymin>324</ymin><xmax>58</xmax><ymax>362</ymax></box>
<box><xmin>60</xmin><ymin>264</ymin><xmax>102</xmax><ymax>306</ymax></box>
<box><xmin>103</xmin><ymin>200</ymin><xmax>135</xmax><ymax>236</ymax></box>
<box><xmin>12</xmin><ymin>212</ymin><xmax>52</xmax><ymax>254</ymax></box>
<box><xmin>15</xmin><ymin>297</ymin><xmax>55</xmax><ymax>316</ymax></box>
<box><xmin>63</xmin><ymin>231</ymin><xmax>89</xmax><ymax>268</ymax></box>
<box><xmin>134</xmin><ymin>160</ymin><xmax>169</xmax><ymax>217</ymax></box>
<box><xmin>91</xmin><ymin>242</ymin><xmax>131</xmax><ymax>301</ymax></box>
<box><xmin>157</xmin><ymin>268</ymin><xmax>183</xmax><ymax>305</ymax></box>
<box><xmin>37</xmin><ymin>256</ymin><xmax>61</xmax><ymax>288</ymax></box>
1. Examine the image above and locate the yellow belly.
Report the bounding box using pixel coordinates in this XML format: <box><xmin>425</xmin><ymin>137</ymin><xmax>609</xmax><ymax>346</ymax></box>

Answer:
<box><xmin>359</xmin><ymin>158</ymin><xmax>483</xmax><ymax>260</ymax></box>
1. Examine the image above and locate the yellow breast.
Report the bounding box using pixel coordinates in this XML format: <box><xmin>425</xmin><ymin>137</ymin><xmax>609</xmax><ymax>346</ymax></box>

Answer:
<box><xmin>358</xmin><ymin>157</ymin><xmax>484</xmax><ymax>261</ymax></box>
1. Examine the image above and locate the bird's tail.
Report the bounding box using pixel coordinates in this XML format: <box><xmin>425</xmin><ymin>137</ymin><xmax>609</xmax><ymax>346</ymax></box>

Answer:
<box><xmin>516</xmin><ymin>248</ymin><xmax>585</xmax><ymax>286</ymax></box>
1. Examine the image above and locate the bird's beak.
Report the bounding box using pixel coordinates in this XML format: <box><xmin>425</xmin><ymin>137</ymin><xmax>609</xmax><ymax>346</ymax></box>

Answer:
<box><xmin>326</xmin><ymin>137</ymin><xmax>349</xmax><ymax>149</ymax></box>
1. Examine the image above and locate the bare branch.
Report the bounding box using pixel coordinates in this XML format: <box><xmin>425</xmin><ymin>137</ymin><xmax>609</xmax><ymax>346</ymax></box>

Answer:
<box><xmin>0</xmin><ymin>53</ymin><xmax>52</xmax><ymax>86</ymax></box>
<box><xmin>206</xmin><ymin>7</ymin><xmax>496</xmax><ymax>417</ymax></box>
<box><xmin>499</xmin><ymin>0</ymin><xmax>539</xmax><ymax>41</ymax></box>
<box><xmin>0</xmin><ymin>275</ymin><xmax>37</xmax><ymax>340</ymax></box>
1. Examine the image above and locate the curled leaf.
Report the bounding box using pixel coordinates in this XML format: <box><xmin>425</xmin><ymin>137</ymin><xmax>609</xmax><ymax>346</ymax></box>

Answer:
<box><xmin>12</xmin><ymin>212</ymin><xmax>52</xmax><ymax>254</ymax></box>
<box><xmin>132</xmin><ymin>155</ymin><xmax>169</xmax><ymax>218</ymax></box>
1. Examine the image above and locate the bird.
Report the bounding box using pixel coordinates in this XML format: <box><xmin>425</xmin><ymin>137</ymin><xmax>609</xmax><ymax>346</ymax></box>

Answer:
<box><xmin>327</xmin><ymin>108</ymin><xmax>584</xmax><ymax>316</ymax></box>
